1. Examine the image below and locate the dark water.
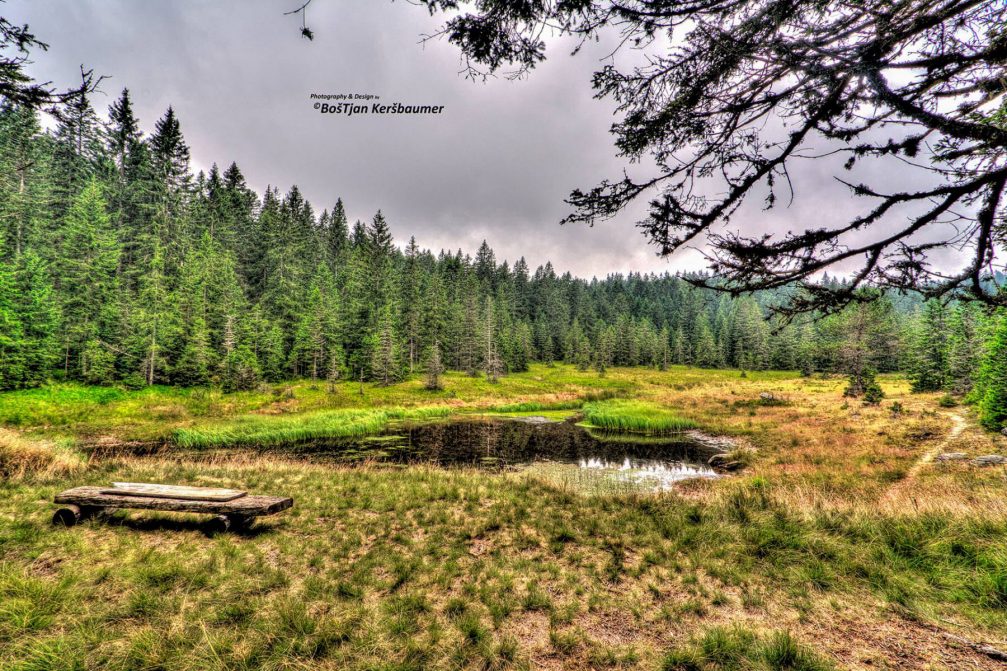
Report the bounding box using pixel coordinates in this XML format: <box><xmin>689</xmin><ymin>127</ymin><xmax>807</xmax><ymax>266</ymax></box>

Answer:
<box><xmin>269</xmin><ymin>417</ymin><xmax>720</xmax><ymax>489</ymax></box>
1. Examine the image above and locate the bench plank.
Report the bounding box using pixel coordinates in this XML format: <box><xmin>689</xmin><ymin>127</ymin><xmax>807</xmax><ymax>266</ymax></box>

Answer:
<box><xmin>55</xmin><ymin>486</ymin><xmax>292</xmax><ymax>517</ymax></box>
<box><xmin>103</xmin><ymin>482</ymin><xmax>247</xmax><ymax>502</ymax></box>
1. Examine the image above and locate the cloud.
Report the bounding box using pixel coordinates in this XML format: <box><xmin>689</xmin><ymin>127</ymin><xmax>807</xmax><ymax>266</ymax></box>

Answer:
<box><xmin>6</xmin><ymin>0</ymin><xmax>971</xmax><ymax>279</ymax></box>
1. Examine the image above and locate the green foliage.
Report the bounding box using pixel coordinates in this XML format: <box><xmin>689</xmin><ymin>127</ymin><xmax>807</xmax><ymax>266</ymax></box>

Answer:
<box><xmin>977</xmin><ymin>313</ymin><xmax>1007</xmax><ymax>431</ymax></box>
<box><xmin>0</xmin><ymin>89</ymin><xmax>996</xmax><ymax>399</ymax></box>
<box><xmin>908</xmin><ymin>300</ymin><xmax>950</xmax><ymax>393</ymax></box>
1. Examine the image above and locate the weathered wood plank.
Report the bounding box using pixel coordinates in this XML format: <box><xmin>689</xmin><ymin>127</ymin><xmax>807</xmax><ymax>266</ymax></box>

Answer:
<box><xmin>55</xmin><ymin>486</ymin><xmax>292</xmax><ymax>516</ymax></box>
<box><xmin>103</xmin><ymin>482</ymin><xmax>247</xmax><ymax>502</ymax></box>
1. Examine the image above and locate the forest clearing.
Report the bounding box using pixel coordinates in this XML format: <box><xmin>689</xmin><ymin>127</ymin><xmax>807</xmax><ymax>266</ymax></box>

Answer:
<box><xmin>2</xmin><ymin>364</ymin><xmax>1006</xmax><ymax>670</ymax></box>
<box><xmin>4</xmin><ymin>1</ymin><xmax>1007</xmax><ymax>669</ymax></box>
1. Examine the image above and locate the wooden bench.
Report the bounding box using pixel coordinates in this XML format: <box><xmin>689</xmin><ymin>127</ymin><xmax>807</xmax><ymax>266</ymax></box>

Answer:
<box><xmin>53</xmin><ymin>483</ymin><xmax>293</xmax><ymax>532</ymax></box>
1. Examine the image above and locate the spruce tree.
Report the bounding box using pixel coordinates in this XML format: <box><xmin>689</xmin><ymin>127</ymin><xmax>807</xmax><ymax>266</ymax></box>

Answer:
<box><xmin>948</xmin><ymin>303</ymin><xmax>985</xmax><ymax>396</ymax></box>
<box><xmin>59</xmin><ymin>180</ymin><xmax>120</xmax><ymax>382</ymax></box>
<box><xmin>908</xmin><ymin>300</ymin><xmax>950</xmax><ymax>393</ymax></box>
<box><xmin>425</xmin><ymin>341</ymin><xmax>444</xmax><ymax>391</ymax></box>
<box><xmin>370</xmin><ymin>303</ymin><xmax>402</xmax><ymax>386</ymax></box>
<box><xmin>12</xmin><ymin>251</ymin><xmax>58</xmax><ymax>387</ymax></box>
<box><xmin>977</xmin><ymin>313</ymin><xmax>1007</xmax><ymax>432</ymax></box>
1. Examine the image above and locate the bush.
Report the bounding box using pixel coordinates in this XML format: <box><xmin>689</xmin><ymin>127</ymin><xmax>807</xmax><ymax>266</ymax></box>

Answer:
<box><xmin>938</xmin><ymin>394</ymin><xmax>958</xmax><ymax>408</ymax></box>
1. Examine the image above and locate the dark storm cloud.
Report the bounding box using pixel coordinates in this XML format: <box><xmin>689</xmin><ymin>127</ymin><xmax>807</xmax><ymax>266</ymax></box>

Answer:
<box><xmin>5</xmin><ymin>0</ymin><xmax>963</xmax><ymax>279</ymax></box>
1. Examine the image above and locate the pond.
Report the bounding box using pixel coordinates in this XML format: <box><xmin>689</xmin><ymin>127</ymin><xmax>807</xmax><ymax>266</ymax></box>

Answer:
<box><xmin>259</xmin><ymin>416</ymin><xmax>721</xmax><ymax>493</ymax></box>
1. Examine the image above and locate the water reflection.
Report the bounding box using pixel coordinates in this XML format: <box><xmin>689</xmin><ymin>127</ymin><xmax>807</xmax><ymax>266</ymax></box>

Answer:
<box><xmin>274</xmin><ymin>416</ymin><xmax>720</xmax><ymax>491</ymax></box>
<box><xmin>575</xmin><ymin>456</ymin><xmax>718</xmax><ymax>490</ymax></box>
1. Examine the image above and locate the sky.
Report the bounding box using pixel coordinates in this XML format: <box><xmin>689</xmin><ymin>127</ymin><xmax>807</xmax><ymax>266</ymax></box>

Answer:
<box><xmin>4</xmin><ymin>0</ymin><xmax>968</xmax><ymax>280</ymax></box>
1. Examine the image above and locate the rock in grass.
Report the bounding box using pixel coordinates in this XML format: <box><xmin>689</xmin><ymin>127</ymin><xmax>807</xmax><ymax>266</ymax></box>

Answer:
<box><xmin>510</xmin><ymin>415</ymin><xmax>559</xmax><ymax>425</ymax></box>
<box><xmin>708</xmin><ymin>454</ymin><xmax>743</xmax><ymax>471</ymax></box>
<box><xmin>935</xmin><ymin>452</ymin><xmax>967</xmax><ymax>462</ymax></box>
<box><xmin>1001</xmin><ymin>427</ymin><xmax>1007</xmax><ymax>437</ymax></box>
<box><xmin>686</xmin><ymin>430</ymin><xmax>739</xmax><ymax>452</ymax></box>
<box><xmin>973</xmin><ymin>454</ymin><xmax>1007</xmax><ymax>466</ymax></box>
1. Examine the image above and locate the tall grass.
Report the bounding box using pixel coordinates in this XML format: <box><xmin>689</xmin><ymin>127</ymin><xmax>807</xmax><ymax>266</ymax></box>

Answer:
<box><xmin>0</xmin><ymin>429</ymin><xmax>84</xmax><ymax>480</ymax></box>
<box><xmin>581</xmin><ymin>399</ymin><xmax>697</xmax><ymax>434</ymax></box>
<box><xmin>488</xmin><ymin>399</ymin><xmax>583</xmax><ymax>413</ymax></box>
<box><xmin>173</xmin><ymin>406</ymin><xmax>451</xmax><ymax>448</ymax></box>
<box><xmin>662</xmin><ymin>626</ymin><xmax>834</xmax><ymax>671</ymax></box>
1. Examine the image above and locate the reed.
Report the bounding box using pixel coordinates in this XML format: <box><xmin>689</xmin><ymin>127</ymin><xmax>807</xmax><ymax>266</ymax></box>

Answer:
<box><xmin>581</xmin><ymin>399</ymin><xmax>697</xmax><ymax>434</ymax></box>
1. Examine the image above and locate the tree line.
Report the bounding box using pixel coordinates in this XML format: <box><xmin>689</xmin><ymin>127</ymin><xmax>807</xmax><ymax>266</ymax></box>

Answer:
<box><xmin>0</xmin><ymin>89</ymin><xmax>1004</xmax><ymax>429</ymax></box>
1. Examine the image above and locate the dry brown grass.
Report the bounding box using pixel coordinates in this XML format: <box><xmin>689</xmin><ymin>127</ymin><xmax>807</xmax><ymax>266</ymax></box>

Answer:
<box><xmin>3</xmin><ymin>368</ymin><xmax>1007</xmax><ymax>670</ymax></box>
<box><xmin>0</xmin><ymin>427</ymin><xmax>84</xmax><ymax>480</ymax></box>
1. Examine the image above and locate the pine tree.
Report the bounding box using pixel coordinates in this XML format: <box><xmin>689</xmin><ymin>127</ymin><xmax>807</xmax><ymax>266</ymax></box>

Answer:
<box><xmin>595</xmin><ymin>324</ymin><xmax>616</xmax><ymax>376</ymax></box>
<box><xmin>908</xmin><ymin>300</ymin><xmax>950</xmax><ymax>393</ymax></box>
<box><xmin>59</xmin><ymin>180</ymin><xmax>121</xmax><ymax>382</ymax></box>
<box><xmin>483</xmin><ymin>297</ymin><xmax>503</xmax><ymax>382</ymax></box>
<box><xmin>325</xmin><ymin>198</ymin><xmax>349</xmax><ymax>262</ymax></box>
<box><xmin>947</xmin><ymin>303</ymin><xmax>985</xmax><ymax>396</ymax></box>
<box><xmin>12</xmin><ymin>251</ymin><xmax>58</xmax><ymax>387</ymax></box>
<box><xmin>977</xmin><ymin>313</ymin><xmax>1007</xmax><ymax>432</ymax></box>
<box><xmin>835</xmin><ymin>295</ymin><xmax>899</xmax><ymax>397</ymax></box>
<box><xmin>402</xmin><ymin>237</ymin><xmax>423</xmax><ymax>372</ymax></box>
<box><xmin>693</xmin><ymin>313</ymin><xmax>718</xmax><ymax>368</ymax></box>
<box><xmin>128</xmin><ymin>241</ymin><xmax>177</xmax><ymax>385</ymax></box>
<box><xmin>0</xmin><ymin>256</ymin><xmax>25</xmax><ymax>388</ymax></box>
<box><xmin>425</xmin><ymin>341</ymin><xmax>444</xmax><ymax>391</ymax></box>
<box><xmin>370</xmin><ymin>303</ymin><xmax>402</xmax><ymax>386</ymax></box>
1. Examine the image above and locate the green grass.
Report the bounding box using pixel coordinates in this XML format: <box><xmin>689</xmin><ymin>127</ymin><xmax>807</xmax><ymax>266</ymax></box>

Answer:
<box><xmin>487</xmin><ymin>399</ymin><xmax>583</xmax><ymax>413</ymax></box>
<box><xmin>581</xmin><ymin>399</ymin><xmax>697</xmax><ymax>434</ymax></box>
<box><xmin>662</xmin><ymin>626</ymin><xmax>835</xmax><ymax>670</ymax></box>
<box><xmin>2</xmin><ymin>464</ymin><xmax>1004</xmax><ymax>669</ymax></box>
<box><xmin>173</xmin><ymin>406</ymin><xmax>451</xmax><ymax>448</ymax></box>
<box><xmin>0</xmin><ymin>364</ymin><xmax>1002</xmax><ymax>668</ymax></box>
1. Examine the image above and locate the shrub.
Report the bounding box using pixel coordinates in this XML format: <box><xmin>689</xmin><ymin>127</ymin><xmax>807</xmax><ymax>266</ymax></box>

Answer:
<box><xmin>862</xmin><ymin>378</ymin><xmax>885</xmax><ymax>406</ymax></box>
<box><xmin>938</xmin><ymin>394</ymin><xmax>958</xmax><ymax>408</ymax></box>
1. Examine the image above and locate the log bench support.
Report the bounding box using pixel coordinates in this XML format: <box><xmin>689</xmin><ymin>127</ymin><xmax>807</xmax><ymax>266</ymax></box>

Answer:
<box><xmin>52</xmin><ymin>504</ymin><xmax>119</xmax><ymax>526</ymax></box>
<box><xmin>53</xmin><ymin>486</ymin><xmax>293</xmax><ymax>532</ymax></box>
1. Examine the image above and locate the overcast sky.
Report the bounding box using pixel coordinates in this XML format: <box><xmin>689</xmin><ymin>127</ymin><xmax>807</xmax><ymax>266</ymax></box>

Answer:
<box><xmin>5</xmin><ymin>0</ymin><xmax>967</xmax><ymax>279</ymax></box>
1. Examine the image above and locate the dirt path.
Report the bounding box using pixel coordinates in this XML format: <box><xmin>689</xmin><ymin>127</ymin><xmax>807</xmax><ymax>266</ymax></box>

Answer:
<box><xmin>883</xmin><ymin>410</ymin><xmax>965</xmax><ymax>502</ymax></box>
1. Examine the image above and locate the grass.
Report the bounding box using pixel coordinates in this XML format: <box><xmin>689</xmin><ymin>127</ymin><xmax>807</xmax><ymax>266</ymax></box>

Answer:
<box><xmin>0</xmin><ymin>428</ymin><xmax>83</xmax><ymax>480</ymax></box>
<box><xmin>173</xmin><ymin>406</ymin><xmax>451</xmax><ymax>449</ymax></box>
<box><xmin>581</xmin><ymin>399</ymin><xmax>698</xmax><ymax>434</ymax></box>
<box><xmin>662</xmin><ymin>626</ymin><xmax>835</xmax><ymax>670</ymax></box>
<box><xmin>0</xmin><ymin>364</ymin><xmax>1005</xmax><ymax>668</ymax></box>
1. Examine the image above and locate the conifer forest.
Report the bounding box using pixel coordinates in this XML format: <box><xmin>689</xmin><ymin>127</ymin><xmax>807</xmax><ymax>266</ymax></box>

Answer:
<box><xmin>1</xmin><ymin>89</ymin><xmax>1006</xmax><ymax>429</ymax></box>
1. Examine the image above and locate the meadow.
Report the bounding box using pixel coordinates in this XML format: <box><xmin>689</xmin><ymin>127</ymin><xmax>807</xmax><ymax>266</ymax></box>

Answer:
<box><xmin>1</xmin><ymin>365</ymin><xmax>1006</xmax><ymax>670</ymax></box>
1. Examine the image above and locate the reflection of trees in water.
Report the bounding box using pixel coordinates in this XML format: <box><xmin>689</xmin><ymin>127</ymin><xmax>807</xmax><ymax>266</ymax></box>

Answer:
<box><xmin>381</xmin><ymin>419</ymin><xmax>715</xmax><ymax>470</ymax></box>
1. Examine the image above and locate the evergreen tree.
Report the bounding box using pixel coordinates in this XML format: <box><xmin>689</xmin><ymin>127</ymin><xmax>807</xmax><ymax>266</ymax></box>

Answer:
<box><xmin>59</xmin><ymin>180</ymin><xmax>121</xmax><ymax>382</ymax></box>
<box><xmin>948</xmin><ymin>303</ymin><xmax>985</xmax><ymax>396</ymax></box>
<box><xmin>370</xmin><ymin>303</ymin><xmax>402</xmax><ymax>386</ymax></box>
<box><xmin>977</xmin><ymin>313</ymin><xmax>1007</xmax><ymax>432</ymax></box>
<box><xmin>425</xmin><ymin>341</ymin><xmax>444</xmax><ymax>391</ymax></box>
<box><xmin>11</xmin><ymin>251</ymin><xmax>58</xmax><ymax>387</ymax></box>
<box><xmin>908</xmin><ymin>300</ymin><xmax>950</xmax><ymax>393</ymax></box>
